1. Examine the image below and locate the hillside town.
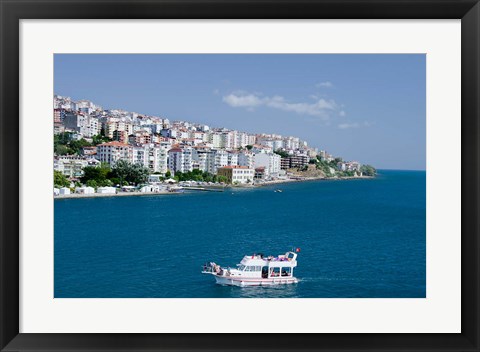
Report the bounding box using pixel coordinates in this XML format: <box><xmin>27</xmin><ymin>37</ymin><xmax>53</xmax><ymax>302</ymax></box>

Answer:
<box><xmin>53</xmin><ymin>95</ymin><xmax>374</xmax><ymax>197</ymax></box>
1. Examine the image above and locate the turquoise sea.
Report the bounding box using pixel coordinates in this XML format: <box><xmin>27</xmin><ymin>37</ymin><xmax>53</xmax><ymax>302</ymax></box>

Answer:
<box><xmin>54</xmin><ymin>170</ymin><xmax>426</xmax><ymax>298</ymax></box>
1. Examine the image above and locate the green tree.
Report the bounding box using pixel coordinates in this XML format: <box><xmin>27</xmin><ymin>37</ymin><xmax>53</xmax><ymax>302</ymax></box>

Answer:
<box><xmin>69</xmin><ymin>138</ymin><xmax>92</xmax><ymax>155</ymax></box>
<box><xmin>86</xmin><ymin>179</ymin><xmax>98</xmax><ymax>189</ymax></box>
<box><xmin>274</xmin><ymin>149</ymin><xmax>289</xmax><ymax>158</ymax></box>
<box><xmin>216</xmin><ymin>175</ymin><xmax>228</xmax><ymax>183</ymax></box>
<box><xmin>360</xmin><ymin>164</ymin><xmax>377</xmax><ymax>176</ymax></box>
<box><xmin>99</xmin><ymin>179</ymin><xmax>113</xmax><ymax>187</ymax></box>
<box><xmin>54</xmin><ymin>170</ymin><xmax>70</xmax><ymax>187</ymax></box>
<box><xmin>165</xmin><ymin>170</ymin><xmax>171</xmax><ymax>178</ymax></box>
<box><xmin>112</xmin><ymin>160</ymin><xmax>149</xmax><ymax>185</ymax></box>
<box><xmin>81</xmin><ymin>163</ymin><xmax>111</xmax><ymax>184</ymax></box>
<box><xmin>55</xmin><ymin>144</ymin><xmax>71</xmax><ymax>156</ymax></box>
<box><xmin>130</xmin><ymin>163</ymin><xmax>150</xmax><ymax>185</ymax></box>
<box><xmin>92</xmin><ymin>134</ymin><xmax>111</xmax><ymax>146</ymax></box>
<box><xmin>245</xmin><ymin>145</ymin><xmax>253</xmax><ymax>150</ymax></box>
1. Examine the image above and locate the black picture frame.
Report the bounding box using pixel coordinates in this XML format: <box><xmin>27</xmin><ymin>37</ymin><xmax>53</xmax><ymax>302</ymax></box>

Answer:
<box><xmin>1</xmin><ymin>0</ymin><xmax>479</xmax><ymax>351</ymax></box>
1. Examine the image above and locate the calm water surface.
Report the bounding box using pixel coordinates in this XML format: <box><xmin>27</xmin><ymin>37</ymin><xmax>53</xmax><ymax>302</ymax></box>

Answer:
<box><xmin>54</xmin><ymin>170</ymin><xmax>426</xmax><ymax>298</ymax></box>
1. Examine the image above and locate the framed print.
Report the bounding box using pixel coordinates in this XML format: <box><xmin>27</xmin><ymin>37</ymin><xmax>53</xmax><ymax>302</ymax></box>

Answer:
<box><xmin>1</xmin><ymin>0</ymin><xmax>479</xmax><ymax>351</ymax></box>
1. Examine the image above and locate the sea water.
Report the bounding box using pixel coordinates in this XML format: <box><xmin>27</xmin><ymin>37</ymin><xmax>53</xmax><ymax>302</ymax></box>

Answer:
<box><xmin>54</xmin><ymin>170</ymin><xmax>426</xmax><ymax>298</ymax></box>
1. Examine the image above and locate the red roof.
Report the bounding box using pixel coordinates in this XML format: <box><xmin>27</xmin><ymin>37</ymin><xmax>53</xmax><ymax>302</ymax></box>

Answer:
<box><xmin>168</xmin><ymin>148</ymin><xmax>183</xmax><ymax>153</ymax></box>
<box><xmin>98</xmin><ymin>141</ymin><xmax>129</xmax><ymax>147</ymax></box>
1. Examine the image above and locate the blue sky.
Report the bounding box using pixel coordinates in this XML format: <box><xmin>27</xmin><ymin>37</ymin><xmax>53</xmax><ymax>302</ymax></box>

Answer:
<box><xmin>54</xmin><ymin>54</ymin><xmax>426</xmax><ymax>170</ymax></box>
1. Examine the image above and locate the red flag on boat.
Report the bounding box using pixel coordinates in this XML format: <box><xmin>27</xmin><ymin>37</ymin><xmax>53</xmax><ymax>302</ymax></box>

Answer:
<box><xmin>296</xmin><ymin>248</ymin><xmax>301</xmax><ymax>253</ymax></box>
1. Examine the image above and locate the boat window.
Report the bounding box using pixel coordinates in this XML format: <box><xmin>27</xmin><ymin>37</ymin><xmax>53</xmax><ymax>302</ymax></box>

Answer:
<box><xmin>270</xmin><ymin>267</ymin><xmax>281</xmax><ymax>277</ymax></box>
<box><xmin>238</xmin><ymin>265</ymin><xmax>246</xmax><ymax>271</ymax></box>
<box><xmin>281</xmin><ymin>267</ymin><xmax>292</xmax><ymax>276</ymax></box>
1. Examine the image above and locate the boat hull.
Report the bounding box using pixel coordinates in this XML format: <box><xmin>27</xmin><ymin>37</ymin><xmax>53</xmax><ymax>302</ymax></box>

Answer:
<box><xmin>214</xmin><ymin>275</ymin><xmax>298</xmax><ymax>286</ymax></box>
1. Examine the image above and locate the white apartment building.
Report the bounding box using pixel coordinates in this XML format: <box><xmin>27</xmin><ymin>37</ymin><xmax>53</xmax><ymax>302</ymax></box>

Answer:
<box><xmin>132</xmin><ymin>144</ymin><xmax>169</xmax><ymax>174</ymax></box>
<box><xmin>238</xmin><ymin>151</ymin><xmax>255</xmax><ymax>169</ymax></box>
<box><xmin>54</xmin><ymin>156</ymin><xmax>99</xmax><ymax>177</ymax></box>
<box><xmin>168</xmin><ymin>147</ymin><xmax>193</xmax><ymax>174</ymax></box>
<box><xmin>79</xmin><ymin>116</ymin><xmax>101</xmax><ymax>138</ymax></box>
<box><xmin>192</xmin><ymin>147</ymin><xmax>216</xmax><ymax>174</ymax></box>
<box><xmin>96</xmin><ymin>141</ymin><xmax>133</xmax><ymax>165</ymax></box>
<box><xmin>208</xmin><ymin>132</ymin><xmax>222</xmax><ymax>149</ymax></box>
<box><xmin>227</xmin><ymin>151</ymin><xmax>239</xmax><ymax>166</ymax></box>
<box><xmin>76</xmin><ymin>100</ymin><xmax>99</xmax><ymax>114</ymax></box>
<box><xmin>247</xmin><ymin>134</ymin><xmax>257</xmax><ymax>146</ymax></box>
<box><xmin>272</xmin><ymin>139</ymin><xmax>284</xmax><ymax>151</ymax></box>
<box><xmin>235</xmin><ymin>132</ymin><xmax>249</xmax><ymax>148</ymax></box>
<box><xmin>254</xmin><ymin>152</ymin><xmax>281</xmax><ymax>177</ymax></box>
<box><xmin>213</xmin><ymin>149</ymin><xmax>229</xmax><ymax>173</ymax></box>
<box><xmin>104</xmin><ymin>120</ymin><xmax>134</xmax><ymax>139</ymax></box>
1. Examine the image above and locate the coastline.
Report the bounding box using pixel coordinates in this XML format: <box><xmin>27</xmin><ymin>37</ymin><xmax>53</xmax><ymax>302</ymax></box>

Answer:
<box><xmin>54</xmin><ymin>175</ymin><xmax>375</xmax><ymax>200</ymax></box>
<box><xmin>253</xmin><ymin>175</ymin><xmax>374</xmax><ymax>188</ymax></box>
<box><xmin>55</xmin><ymin>190</ymin><xmax>178</xmax><ymax>200</ymax></box>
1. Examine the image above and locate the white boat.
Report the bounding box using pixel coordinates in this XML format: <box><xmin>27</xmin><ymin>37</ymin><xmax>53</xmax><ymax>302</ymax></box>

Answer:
<box><xmin>202</xmin><ymin>251</ymin><xmax>299</xmax><ymax>286</ymax></box>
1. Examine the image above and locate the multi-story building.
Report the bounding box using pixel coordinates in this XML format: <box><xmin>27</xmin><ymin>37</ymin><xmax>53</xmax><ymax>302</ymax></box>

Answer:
<box><xmin>227</xmin><ymin>151</ymin><xmax>239</xmax><ymax>166</ymax></box>
<box><xmin>53</xmin><ymin>108</ymin><xmax>66</xmax><ymax>123</ymax></box>
<box><xmin>130</xmin><ymin>130</ymin><xmax>152</xmax><ymax>145</ymax></box>
<box><xmin>96</xmin><ymin>141</ymin><xmax>133</xmax><ymax>165</ymax></box>
<box><xmin>114</xmin><ymin>130</ymin><xmax>130</xmax><ymax>143</ymax></box>
<box><xmin>63</xmin><ymin>111</ymin><xmax>86</xmax><ymax>133</ymax></box>
<box><xmin>337</xmin><ymin>161</ymin><xmax>361</xmax><ymax>172</ymax></box>
<box><xmin>238</xmin><ymin>151</ymin><xmax>255</xmax><ymax>169</ymax></box>
<box><xmin>247</xmin><ymin>134</ymin><xmax>256</xmax><ymax>146</ymax></box>
<box><xmin>168</xmin><ymin>147</ymin><xmax>193</xmax><ymax>174</ymax></box>
<box><xmin>54</xmin><ymin>156</ymin><xmax>99</xmax><ymax>177</ymax></box>
<box><xmin>104</xmin><ymin>119</ymin><xmax>134</xmax><ymax>139</ymax></box>
<box><xmin>280</xmin><ymin>155</ymin><xmax>309</xmax><ymax>170</ymax></box>
<box><xmin>213</xmin><ymin>149</ymin><xmax>229</xmax><ymax>173</ymax></box>
<box><xmin>217</xmin><ymin>166</ymin><xmax>254</xmax><ymax>184</ymax></box>
<box><xmin>235</xmin><ymin>132</ymin><xmax>249</xmax><ymax>148</ymax></box>
<box><xmin>80</xmin><ymin>116</ymin><xmax>101</xmax><ymax>138</ymax></box>
<box><xmin>132</xmin><ymin>144</ymin><xmax>169</xmax><ymax>174</ymax></box>
<box><xmin>208</xmin><ymin>132</ymin><xmax>222</xmax><ymax>149</ymax></box>
<box><xmin>77</xmin><ymin>99</ymin><xmax>100</xmax><ymax>114</ymax></box>
<box><xmin>192</xmin><ymin>147</ymin><xmax>215</xmax><ymax>174</ymax></box>
<box><xmin>160</xmin><ymin>128</ymin><xmax>177</xmax><ymax>139</ymax></box>
<box><xmin>254</xmin><ymin>152</ymin><xmax>281</xmax><ymax>177</ymax></box>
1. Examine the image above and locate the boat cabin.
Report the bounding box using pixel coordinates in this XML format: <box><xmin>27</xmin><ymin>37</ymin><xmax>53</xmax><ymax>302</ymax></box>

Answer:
<box><xmin>228</xmin><ymin>251</ymin><xmax>297</xmax><ymax>279</ymax></box>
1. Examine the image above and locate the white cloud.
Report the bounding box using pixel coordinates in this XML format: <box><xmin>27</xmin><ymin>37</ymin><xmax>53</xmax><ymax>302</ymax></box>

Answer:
<box><xmin>222</xmin><ymin>93</ymin><xmax>263</xmax><ymax>108</ymax></box>
<box><xmin>315</xmin><ymin>81</ymin><xmax>333</xmax><ymax>88</ymax></box>
<box><xmin>338</xmin><ymin>122</ymin><xmax>360</xmax><ymax>129</ymax></box>
<box><xmin>339</xmin><ymin>110</ymin><xmax>346</xmax><ymax>117</ymax></box>
<box><xmin>213</xmin><ymin>89</ymin><xmax>220</xmax><ymax>95</ymax></box>
<box><xmin>223</xmin><ymin>92</ymin><xmax>338</xmax><ymax>120</ymax></box>
<box><xmin>338</xmin><ymin>120</ymin><xmax>372</xmax><ymax>129</ymax></box>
